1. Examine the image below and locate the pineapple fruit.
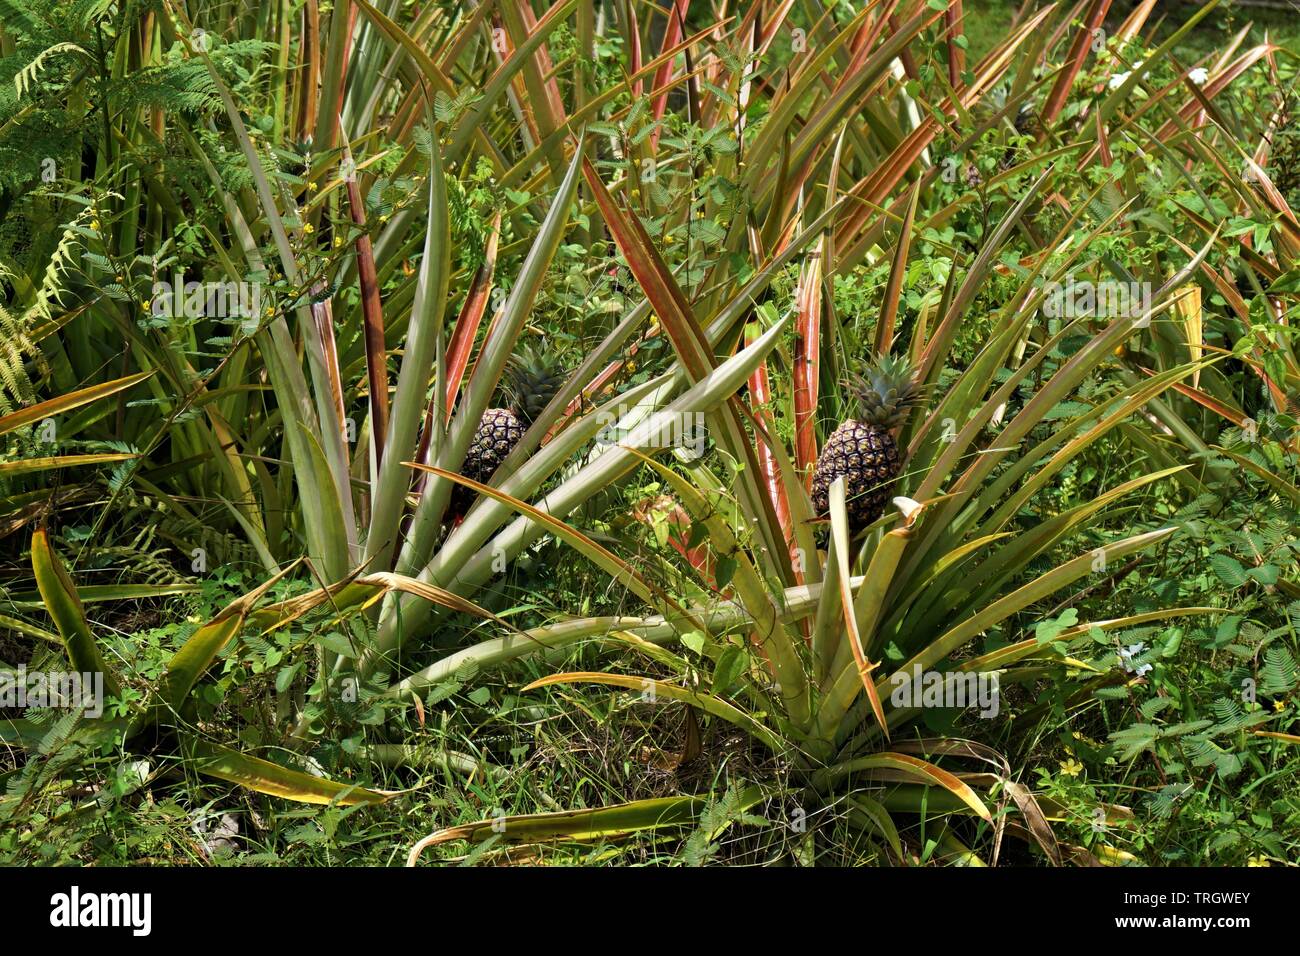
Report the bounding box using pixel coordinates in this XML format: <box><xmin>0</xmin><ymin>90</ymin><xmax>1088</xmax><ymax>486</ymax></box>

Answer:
<box><xmin>1000</xmin><ymin>103</ymin><xmax>1040</xmax><ymax>171</ymax></box>
<box><xmin>451</xmin><ymin>344</ymin><xmax>565</xmax><ymax>518</ymax></box>
<box><xmin>810</xmin><ymin>355</ymin><xmax>921</xmax><ymax>534</ymax></box>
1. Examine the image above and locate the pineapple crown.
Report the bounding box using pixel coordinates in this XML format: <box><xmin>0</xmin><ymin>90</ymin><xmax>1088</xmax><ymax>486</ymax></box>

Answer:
<box><xmin>846</xmin><ymin>354</ymin><xmax>922</xmax><ymax>429</ymax></box>
<box><xmin>501</xmin><ymin>343</ymin><xmax>566</xmax><ymax>425</ymax></box>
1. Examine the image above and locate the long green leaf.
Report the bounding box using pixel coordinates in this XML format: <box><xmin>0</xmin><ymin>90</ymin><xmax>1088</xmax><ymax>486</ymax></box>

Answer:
<box><xmin>30</xmin><ymin>529</ymin><xmax>122</xmax><ymax>701</ymax></box>
<box><xmin>185</xmin><ymin>739</ymin><xmax>390</xmax><ymax>806</ymax></box>
<box><xmin>406</xmin><ymin>787</ymin><xmax>768</xmax><ymax>863</ymax></box>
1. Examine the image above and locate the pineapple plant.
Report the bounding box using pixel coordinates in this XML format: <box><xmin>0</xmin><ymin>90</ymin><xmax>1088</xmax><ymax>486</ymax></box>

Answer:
<box><xmin>1266</xmin><ymin>96</ymin><xmax>1300</xmax><ymax>211</ymax></box>
<box><xmin>810</xmin><ymin>355</ymin><xmax>922</xmax><ymax>533</ymax></box>
<box><xmin>450</xmin><ymin>343</ymin><xmax>566</xmax><ymax>518</ymax></box>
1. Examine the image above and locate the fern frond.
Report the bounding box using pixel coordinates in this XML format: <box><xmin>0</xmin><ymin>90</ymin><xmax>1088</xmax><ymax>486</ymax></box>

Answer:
<box><xmin>0</xmin><ymin>301</ymin><xmax>41</xmax><ymax>414</ymax></box>
<box><xmin>13</xmin><ymin>42</ymin><xmax>88</xmax><ymax>99</ymax></box>
<box><xmin>1261</xmin><ymin>645</ymin><xmax>1298</xmax><ymax>696</ymax></box>
<box><xmin>27</xmin><ymin>205</ymin><xmax>93</xmax><ymax>323</ymax></box>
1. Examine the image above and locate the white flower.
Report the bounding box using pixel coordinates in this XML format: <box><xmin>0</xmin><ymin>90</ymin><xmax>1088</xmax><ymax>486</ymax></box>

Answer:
<box><xmin>1108</xmin><ymin>61</ymin><xmax>1142</xmax><ymax>90</ymax></box>
<box><xmin>1119</xmin><ymin>642</ymin><xmax>1152</xmax><ymax>676</ymax></box>
<box><xmin>1188</xmin><ymin>67</ymin><xmax>1209</xmax><ymax>85</ymax></box>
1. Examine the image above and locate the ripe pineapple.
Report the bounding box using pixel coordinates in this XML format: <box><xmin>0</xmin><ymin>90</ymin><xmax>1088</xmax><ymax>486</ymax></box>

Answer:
<box><xmin>811</xmin><ymin>355</ymin><xmax>922</xmax><ymax>534</ymax></box>
<box><xmin>1013</xmin><ymin>103</ymin><xmax>1041</xmax><ymax>137</ymax></box>
<box><xmin>451</xmin><ymin>344</ymin><xmax>565</xmax><ymax>518</ymax></box>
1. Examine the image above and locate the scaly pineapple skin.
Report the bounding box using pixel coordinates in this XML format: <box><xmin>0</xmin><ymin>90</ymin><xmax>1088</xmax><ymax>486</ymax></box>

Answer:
<box><xmin>811</xmin><ymin>419</ymin><xmax>900</xmax><ymax>533</ymax></box>
<box><xmin>446</xmin><ymin>346</ymin><xmax>565</xmax><ymax>522</ymax></box>
<box><xmin>451</xmin><ymin>407</ymin><xmax>525</xmax><ymax>517</ymax></box>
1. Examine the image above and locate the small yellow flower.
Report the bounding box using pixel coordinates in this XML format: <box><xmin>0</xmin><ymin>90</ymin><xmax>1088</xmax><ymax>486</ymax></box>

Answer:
<box><xmin>1273</xmin><ymin>699</ymin><xmax>1286</xmax><ymax>712</ymax></box>
<box><xmin>334</xmin><ymin>236</ymin><xmax>345</xmax><ymax>248</ymax></box>
<box><xmin>264</xmin><ymin>305</ymin><xmax>274</xmax><ymax>317</ymax></box>
<box><xmin>1247</xmin><ymin>855</ymin><xmax>1271</xmax><ymax>867</ymax></box>
<box><xmin>664</xmin><ymin>233</ymin><xmax>674</xmax><ymax>243</ymax></box>
<box><xmin>625</xmin><ymin>361</ymin><xmax>637</xmax><ymax>374</ymax></box>
<box><xmin>307</xmin><ymin>181</ymin><xmax>318</xmax><ymax>193</ymax></box>
<box><xmin>302</xmin><ymin>222</ymin><xmax>314</xmax><ymax>234</ymax></box>
<box><xmin>1059</xmin><ymin>758</ymin><xmax>1083</xmax><ymax>777</ymax></box>
<box><xmin>379</xmin><ymin>214</ymin><xmax>390</xmax><ymax>224</ymax></box>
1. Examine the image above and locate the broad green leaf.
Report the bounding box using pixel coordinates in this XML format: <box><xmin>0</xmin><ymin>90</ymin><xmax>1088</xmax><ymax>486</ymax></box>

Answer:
<box><xmin>185</xmin><ymin>739</ymin><xmax>390</xmax><ymax>806</ymax></box>
<box><xmin>814</xmin><ymin>752</ymin><xmax>993</xmax><ymax>822</ymax></box>
<box><xmin>30</xmin><ymin>529</ymin><xmax>122</xmax><ymax>701</ymax></box>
